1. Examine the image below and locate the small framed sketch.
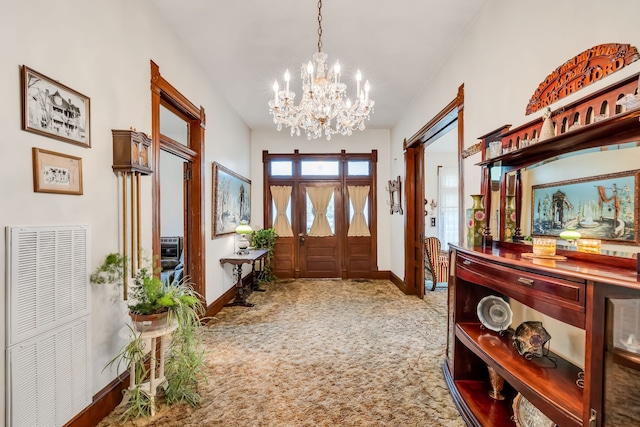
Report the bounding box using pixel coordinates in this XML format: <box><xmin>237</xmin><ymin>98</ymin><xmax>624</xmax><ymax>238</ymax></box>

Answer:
<box><xmin>21</xmin><ymin>66</ymin><xmax>91</xmax><ymax>147</ymax></box>
<box><xmin>32</xmin><ymin>148</ymin><xmax>83</xmax><ymax>195</ymax></box>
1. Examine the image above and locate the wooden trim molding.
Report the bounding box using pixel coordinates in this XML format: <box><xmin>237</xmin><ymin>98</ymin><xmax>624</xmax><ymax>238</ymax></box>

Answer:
<box><xmin>63</xmin><ymin>375</ymin><xmax>129</xmax><ymax>427</ymax></box>
<box><xmin>403</xmin><ymin>84</ymin><xmax>464</xmax><ymax>297</ymax></box>
<box><xmin>150</xmin><ymin>60</ymin><xmax>206</xmax><ymax>300</ymax></box>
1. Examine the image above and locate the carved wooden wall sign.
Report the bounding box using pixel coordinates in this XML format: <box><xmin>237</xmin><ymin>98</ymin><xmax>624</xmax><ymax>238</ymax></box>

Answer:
<box><xmin>526</xmin><ymin>43</ymin><xmax>639</xmax><ymax>115</ymax></box>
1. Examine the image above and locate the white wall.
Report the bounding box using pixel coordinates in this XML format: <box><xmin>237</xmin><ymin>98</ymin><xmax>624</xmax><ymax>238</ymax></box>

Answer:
<box><xmin>0</xmin><ymin>0</ymin><xmax>251</xmax><ymax>417</ymax></box>
<box><xmin>390</xmin><ymin>0</ymin><xmax>640</xmax><ymax>364</ymax></box>
<box><xmin>390</xmin><ymin>0</ymin><xmax>640</xmax><ymax>278</ymax></box>
<box><xmin>251</xmin><ymin>129</ymin><xmax>392</xmax><ymax>272</ymax></box>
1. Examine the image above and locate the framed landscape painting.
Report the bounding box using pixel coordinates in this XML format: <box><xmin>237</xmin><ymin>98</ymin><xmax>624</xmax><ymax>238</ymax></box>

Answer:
<box><xmin>531</xmin><ymin>170</ymin><xmax>639</xmax><ymax>244</ymax></box>
<box><xmin>212</xmin><ymin>162</ymin><xmax>251</xmax><ymax>237</ymax></box>
<box><xmin>21</xmin><ymin>66</ymin><xmax>91</xmax><ymax>147</ymax></box>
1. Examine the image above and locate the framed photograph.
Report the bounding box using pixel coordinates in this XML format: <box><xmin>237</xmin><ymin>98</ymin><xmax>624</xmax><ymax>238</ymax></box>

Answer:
<box><xmin>32</xmin><ymin>148</ymin><xmax>83</xmax><ymax>195</ymax></box>
<box><xmin>531</xmin><ymin>170</ymin><xmax>639</xmax><ymax>244</ymax></box>
<box><xmin>212</xmin><ymin>162</ymin><xmax>251</xmax><ymax>237</ymax></box>
<box><xmin>21</xmin><ymin>66</ymin><xmax>91</xmax><ymax>147</ymax></box>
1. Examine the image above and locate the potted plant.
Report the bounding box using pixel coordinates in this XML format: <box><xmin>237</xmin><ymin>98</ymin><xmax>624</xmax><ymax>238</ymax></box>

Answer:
<box><xmin>90</xmin><ymin>253</ymin><xmax>201</xmax><ymax>331</ymax></box>
<box><xmin>91</xmin><ymin>252</ymin><xmax>207</xmax><ymax>420</ymax></box>
<box><xmin>250</xmin><ymin>227</ymin><xmax>278</xmax><ymax>284</ymax></box>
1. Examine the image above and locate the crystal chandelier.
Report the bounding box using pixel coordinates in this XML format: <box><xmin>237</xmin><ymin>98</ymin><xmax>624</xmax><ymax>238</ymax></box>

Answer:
<box><xmin>268</xmin><ymin>0</ymin><xmax>374</xmax><ymax>140</ymax></box>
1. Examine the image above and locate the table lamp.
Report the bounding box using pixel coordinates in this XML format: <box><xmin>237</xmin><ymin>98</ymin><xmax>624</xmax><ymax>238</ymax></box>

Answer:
<box><xmin>235</xmin><ymin>221</ymin><xmax>252</xmax><ymax>254</ymax></box>
<box><xmin>559</xmin><ymin>227</ymin><xmax>581</xmax><ymax>247</ymax></box>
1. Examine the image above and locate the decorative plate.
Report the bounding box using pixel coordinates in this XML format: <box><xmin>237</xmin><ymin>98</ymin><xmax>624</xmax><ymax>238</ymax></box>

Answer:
<box><xmin>513</xmin><ymin>321</ymin><xmax>551</xmax><ymax>358</ymax></box>
<box><xmin>476</xmin><ymin>295</ymin><xmax>513</xmax><ymax>332</ymax></box>
<box><xmin>512</xmin><ymin>393</ymin><xmax>556</xmax><ymax>427</ymax></box>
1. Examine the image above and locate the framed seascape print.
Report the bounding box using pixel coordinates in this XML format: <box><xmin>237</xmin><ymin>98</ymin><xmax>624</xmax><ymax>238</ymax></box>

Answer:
<box><xmin>32</xmin><ymin>148</ymin><xmax>83</xmax><ymax>195</ymax></box>
<box><xmin>531</xmin><ymin>170</ymin><xmax>639</xmax><ymax>244</ymax></box>
<box><xmin>21</xmin><ymin>66</ymin><xmax>91</xmax><ymax>147</ymax></box>
<box><xmin>212</xmin><ymin>162</ymin><xmax>251</xmax><ymax>237</ymax></box>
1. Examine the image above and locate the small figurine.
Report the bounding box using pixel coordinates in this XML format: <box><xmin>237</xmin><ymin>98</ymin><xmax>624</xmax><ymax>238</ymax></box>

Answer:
<box><xmin>538</xmin><ymin>107</ymin><xmax>555</xmax><ymax>142</ymax></box>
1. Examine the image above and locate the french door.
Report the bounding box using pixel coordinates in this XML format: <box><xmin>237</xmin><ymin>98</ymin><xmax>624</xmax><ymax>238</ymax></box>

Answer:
<box><xmin>298</xmin><ymin>182</ymin><xmax>343</xmax><ymax>277</ymax></box>
<box><xmin>263</xmin><ymin>150</ymin><xmax>378</xmax><ymax>279</ymax></box>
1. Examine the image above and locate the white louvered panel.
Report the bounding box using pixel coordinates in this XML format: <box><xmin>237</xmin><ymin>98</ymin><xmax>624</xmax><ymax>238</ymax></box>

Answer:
<box><xmin>37</xmin><ymin>335</ymin><xmax>57</xmax><ymax>427</ymax></box>
<box><xmin>56</xmin><ymin>231</ymin><xmax>74</xmax><ymax>319</ymax></box>
<box><xmin>70</xmin><ymin>321</ymin><xmax>90</xmax><ymax>416</ymax></box>
<box><xmin>6</xmin><ymin>226</ymin><xmax>92</xmax><ymax>427</ymax></box>
<box><xmin>16</xmin><ymin>231</ymin><xmax>38</xmax><ymax>336</ymax></box>
<box><xmin>71</xmin><ymin>228</ymin><xmax>89</xmax><ymax>314</ymax></box>
<box><xmin>7</xmin><ymin>226</ymin><xmax>91</xmax><ymax>346</ymax></box>
<box><xmin>7</xmin><ymin>316</ymin><xmax>92</xmax><ymax>427</ymax></box>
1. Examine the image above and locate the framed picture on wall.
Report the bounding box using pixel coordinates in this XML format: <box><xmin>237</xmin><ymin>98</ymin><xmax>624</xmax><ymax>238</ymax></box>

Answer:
<box><xmin>21</xmin><ymin>66</ymin><xmax>91</xmax><ymax>148</ymax></box>
<box><xmin>32</xmin><ymin>148</ymin><xmax>83</xmax><ymax>195</ymax></box>
<box><xmin>212</xmin><ymin>162</ymin><xmax>251</xmax><ymax>237</ymax></box>
<box><xmin>531</xmin><ymin>170</ymin><xmax>639</xmax><ymax>244</ymax></box>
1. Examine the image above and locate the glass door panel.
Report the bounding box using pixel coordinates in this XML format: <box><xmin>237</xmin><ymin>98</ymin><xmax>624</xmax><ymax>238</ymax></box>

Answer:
<box><xmin>603</xmin><ymin>298</ymin><xmax>640</xmax><ymax>426</ymax></box>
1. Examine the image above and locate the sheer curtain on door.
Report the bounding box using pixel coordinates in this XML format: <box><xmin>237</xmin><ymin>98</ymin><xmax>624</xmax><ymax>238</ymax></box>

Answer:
<box><xmin>270</xmin><ymin>185</ymin><xmax>293</xmax><ymax>236</ymax></box>
<box><xmin>307</xmin><ymin>186</ymin><xmax>334</xmax><ymax>236</ymax></box>
<box><xmin>347</xmin><ymin>185</ymin><xmax>371</xmax><ymax>236</ymax></box>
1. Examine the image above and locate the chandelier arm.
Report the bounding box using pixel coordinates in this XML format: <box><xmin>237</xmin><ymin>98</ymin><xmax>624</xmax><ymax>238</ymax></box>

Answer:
<box><xmin>268</xmin><ymin>0</ymin><xmax>374</xmax><ymax>140</ymax></box>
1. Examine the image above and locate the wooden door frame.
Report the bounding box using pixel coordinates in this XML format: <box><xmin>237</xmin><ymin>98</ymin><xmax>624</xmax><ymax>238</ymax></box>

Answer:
<box><xmin>150</xmin><ymin>60</ymin><xmax>206</xmax><ymax>298</ymax></box>
<box><xmin>403</xmin><ymin>84</ymin><xmax>464</xmax><ymax>297</ymax></box>
<box><xmin>263</xmin><ymin>149</ymin><xmax>379</xmax><ymax>279</ymax></box>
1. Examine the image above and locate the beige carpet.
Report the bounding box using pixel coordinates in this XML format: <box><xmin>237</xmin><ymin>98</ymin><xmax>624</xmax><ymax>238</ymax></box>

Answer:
<box><xmin>97</xmin><ymin>279</ymin><xmax>464</xmax><ymax>427</ymax></box>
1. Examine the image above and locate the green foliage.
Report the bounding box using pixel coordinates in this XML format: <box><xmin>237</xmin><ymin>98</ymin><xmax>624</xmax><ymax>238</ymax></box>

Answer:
<box><xmin>165</xmin><ymin>277</ymin><xmax>207</xmax><ymax>407</ymax></box>
<box><xmin>250</xmin><ymin>228</ymin><xmax>278</xmax><ymax>283</ymax></box>
<box><xmin>93</xmin><ymin>252</ymin><xmax>208</xmax><ymax>419</ymax></box>
<box><xmin>103</xmin><ymin>324</ymin><xmax>155</xmax><ymax>423</ymax></box>
<box><xmin>250</xmin><ymin>227</ymin><xmax>278</xmax><ymax>250</ymax></box>
<box><xmin>90</xmin><ymin>253</ymin><xmax>198</xmax><ymax>316</ymax></box>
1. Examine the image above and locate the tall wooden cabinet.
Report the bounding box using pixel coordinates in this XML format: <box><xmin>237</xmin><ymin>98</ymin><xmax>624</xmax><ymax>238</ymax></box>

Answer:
<box><xmin>444</xmin><ymin>243</ymin><xmax>639</xmax><ymax>426</ymax></box>
<box><xmin>444</xmin><ymin>73</ymin><xmax>640</xmax><ymax>426</ymax></box>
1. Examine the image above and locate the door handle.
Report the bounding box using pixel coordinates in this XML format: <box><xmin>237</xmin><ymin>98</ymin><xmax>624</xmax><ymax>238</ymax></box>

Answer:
<box><xmin>298</xmin><ymin>233</ymin><xmax>305</xmax><ymax>245</ymax></box>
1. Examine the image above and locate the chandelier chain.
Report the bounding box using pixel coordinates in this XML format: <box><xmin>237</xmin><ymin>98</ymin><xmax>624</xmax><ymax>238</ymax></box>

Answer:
<box><xmin>268</xmin><ymin>0</ymin><xmax>374</xmax><ymax>140</ymax></box>
<box><xmin>317</xmin><ymin>0</ymin><xmax>323</xmax><ymax>53</ymax></box>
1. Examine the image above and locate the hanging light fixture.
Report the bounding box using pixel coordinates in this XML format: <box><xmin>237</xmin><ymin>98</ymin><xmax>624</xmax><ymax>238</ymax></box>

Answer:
<box><xmin>268</xmin><ymin>0</ymin><xmax>375</xmax><ymax>140</ymax></box>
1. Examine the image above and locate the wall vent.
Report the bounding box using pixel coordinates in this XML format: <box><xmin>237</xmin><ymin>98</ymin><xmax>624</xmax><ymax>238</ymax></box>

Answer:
<box><xmin>5</xmin><ymin>226</ymin><xmax>92</xmax><ymax>427</ymax></box>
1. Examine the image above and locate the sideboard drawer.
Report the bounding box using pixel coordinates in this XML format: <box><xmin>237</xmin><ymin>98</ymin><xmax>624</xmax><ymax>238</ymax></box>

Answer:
<box><xmin>456</xmin><ymin>252</ymin><xmax>586</xmax><ymax>328</ymax></box>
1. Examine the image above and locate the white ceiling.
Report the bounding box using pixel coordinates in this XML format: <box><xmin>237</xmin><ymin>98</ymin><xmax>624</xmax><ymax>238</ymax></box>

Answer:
<box><xmin>150</xmin><ymin>0</ymin><xmax>488</xmax><ymax>132</ymax></box>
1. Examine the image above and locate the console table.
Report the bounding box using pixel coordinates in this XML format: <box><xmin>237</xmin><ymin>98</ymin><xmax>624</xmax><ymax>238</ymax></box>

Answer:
<box><xmin>220</xmin><ymin>249</ymin><xmax>268</xmax><ymax>307</ymax></box>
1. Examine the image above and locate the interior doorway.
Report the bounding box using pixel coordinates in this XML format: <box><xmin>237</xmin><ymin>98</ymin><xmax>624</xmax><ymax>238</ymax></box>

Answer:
<box><xmin>150</xmin><ymin>61</ymin><xmax>206</xmax><ymax>298</ymax></box>
<box><xmin>404</xmin><ymin>85</ymin><xmax>464</xmax><ymax>298</ymax></box>
<box><xmin>423</xmin><ymin>125</ymin><xmax>459</xmax><ymax>252</ymax></box>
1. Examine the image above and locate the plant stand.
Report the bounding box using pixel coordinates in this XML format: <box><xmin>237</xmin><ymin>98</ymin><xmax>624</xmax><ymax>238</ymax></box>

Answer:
<box><xmin>118</xmin><ymin>322</ymin><xmax>178</xmax><ymax>416</ymax></box>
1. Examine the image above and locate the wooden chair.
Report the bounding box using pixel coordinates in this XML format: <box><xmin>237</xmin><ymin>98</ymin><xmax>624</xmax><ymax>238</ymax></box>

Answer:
<box><xmin>424</xmin><ymin>237</ymin><xmax>449</xmax><ymax>291</ymax></box>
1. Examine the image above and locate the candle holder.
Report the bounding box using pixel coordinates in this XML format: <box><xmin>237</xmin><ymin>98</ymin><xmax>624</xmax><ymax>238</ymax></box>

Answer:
<box><xmin>576</xmin><ymin>238</ymin><xmax>601</xmax><ymax>254</ymax></box>
<box><xmin>487</xmin><ymin>365</ymin><xmax>505</xmax><ymax>400</ymax></box>
<box><xmin>532</xmin><ymin>237</ymin><xmax>556</xmax><ymax>257</ymax></box>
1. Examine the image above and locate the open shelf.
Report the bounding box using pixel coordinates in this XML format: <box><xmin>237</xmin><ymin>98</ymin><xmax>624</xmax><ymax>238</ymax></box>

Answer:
<box><xmin>448</xmin><ymin>377</ymin><xmax>516</xmax><ymax>427</ymax></box>
<box><xmin>478</xmin><ymin>107</ymin><xmax>640</xmax><ymax>169</ymax></box>
<box><xmin>456</xmin><ymin>322</ymin><xmax>583</xmax><ymax>426</ymax></box>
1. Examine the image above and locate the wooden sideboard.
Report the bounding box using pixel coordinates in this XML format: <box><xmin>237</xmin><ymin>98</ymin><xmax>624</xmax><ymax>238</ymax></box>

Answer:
<box><xmin>444</xmin><ymin>242</ymin><xmax>640</xmax><ymax>427</ymax></box>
